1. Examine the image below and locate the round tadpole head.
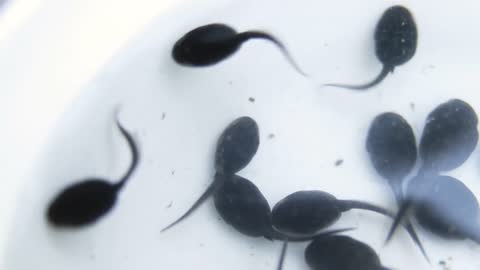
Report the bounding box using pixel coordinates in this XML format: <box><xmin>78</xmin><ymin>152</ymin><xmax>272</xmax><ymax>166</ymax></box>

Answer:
<box><xmin>407</xmin><ymin>174</ymin><xmax>480</xmax><ymax>240</ymax></box>
<box><xmin>172</xmin><ymin>23</ymin><xmax>240</xmax><ymax>66</ymax></box>
<box><xmin>305</xmin><ymin>235</ymin><xmax>386</xmax><ymax>270</ymax></box>
<box><xmin>366</xmin><ymin>112</ymin><xmax>417</xmax><ymax>182</ymax></box>
<box><xmin>272</xmin><ymin>190</ymin><xmax>342</xmax><ymax>235</ymax></box>
<box><xmin>375</xmin><ymin>5</ymin><xmax>417</xmax><ymax>68</ymax></box>
<box><xmin>419</xmin><ymin>99</ymin><xmax>479</xmax><ymax>172</ymax></box>
<box><xmin>213</xmin><ymin>174</ymin><xmax>272</xmax><ymax>238</ymax></box>
<box><xmin>47</xmin><ymin>180</ymin><xmax>117</xmax><ymax>227</ymax></box>
<box><xmin>215</xmin><ymin>116</ymin><xmax>260</xmax><ymax>174</ymax></box>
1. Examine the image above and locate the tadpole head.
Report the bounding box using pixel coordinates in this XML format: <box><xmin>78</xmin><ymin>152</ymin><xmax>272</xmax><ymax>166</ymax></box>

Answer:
<box><xmin>213</xmin><ymin>174</ymin><xmax>272</xmax><ymax>238</ymax></box>
<box><xmin>47</xmin><ymin>180</ymin><xmax>117</xmax><ymax>227</ymax></box>
<box><xmin>419</xmin><ymin>99</ymin><xmax>479</xmax><ymax>172</ymax></box>
<box><xmin>366</xmin><ymin>112</ymin><xmax>417</xmax><ymax>181</ymax></box>
<box><xmin>374</xmin><ymin>5</ymin><xmax>417</xmax><ymax>67</ymax></box>
<box><xmin>215</xmin><ymin>116</ymin><xmax>260</xmax><ymax>174</ymax></box>
<box><xmin>271</xmin><ymin>190</ymin><xmax>341</xmax><ymax>235</ymax></box>
<box><xmin>305</xmin><ymin>235</ymin><xmax>384</xmax><ymax>270</ymax></box>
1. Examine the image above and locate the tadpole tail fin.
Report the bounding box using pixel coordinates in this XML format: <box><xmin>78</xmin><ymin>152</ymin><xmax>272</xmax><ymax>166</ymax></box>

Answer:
<box><xmin>161</xmin><ymin>175</ymin><xmax>222</xmax><ymax>232</ymax></box>
<box><xmin>276</xmin><ymin>240</ymin><xmax>288</xmax><ymax>270</ymax></box>
<box><xmin>114</xmin><ymin>112</ymin><xmax>140</xmax><ymax>191</ymax></box>
<box><xmin>385</xmin><ymin>200</ymin><xmax>413</xmax><ymax>244</ymax></box>
<box><xmin>268</xmin><ymin>227</ymin><xmax>355</xmax><ymax>242</ymax></box>
<box><xmin>340</xmin><ymin>200</ymin><xmax>429</xmax><ymax>263</ymax></box>
<box><xmin>237</xmin><ymin>31</ymin><xmax>308</xmax><ymax>77</ymax></box>
<box><xmin>323</xmin><ymin>65</ymin><xmax>390</xmax><ymax>90</ymax></box>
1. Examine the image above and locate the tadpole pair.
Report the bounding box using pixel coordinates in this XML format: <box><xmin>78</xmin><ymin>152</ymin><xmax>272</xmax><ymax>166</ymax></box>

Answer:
<box><xmin>47</xmin><ymin>113</ymin><xmax>139</xmax><ymax>227</ymax></box>
<box><xmin>270</xmin><ymin>187</ymin><xmax>427</xmax><ymax>269</ymax></box>
<box><xmin>366</xmin><ymin>99</ymin><xmax>480</xmax><ymax>244</ymax></box>
<box><xmin>173</xmin><ymin>6</ymin><xmax>418</xmax><ymax>91</ymax></box>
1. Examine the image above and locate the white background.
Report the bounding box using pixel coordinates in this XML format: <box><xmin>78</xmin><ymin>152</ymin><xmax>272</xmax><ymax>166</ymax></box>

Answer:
<box><xmin>1</xmin><ymin>0</ymin><xmax>480</xmax><ymax>269</ymax></box>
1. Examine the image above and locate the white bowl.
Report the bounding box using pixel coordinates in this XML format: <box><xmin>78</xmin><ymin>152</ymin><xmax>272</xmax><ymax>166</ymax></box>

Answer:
<box><xmin>2</xmin><ymin>0</ymin><xmax>480</xmax><ymax>269</ymax></box>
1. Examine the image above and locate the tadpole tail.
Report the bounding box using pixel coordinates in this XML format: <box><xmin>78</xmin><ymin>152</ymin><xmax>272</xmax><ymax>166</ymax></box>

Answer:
<box><xmin>385</xmin><ymin>200</ymin><xmax>413</xmax><ymax>244</ymax></box>
<box><xmin>236</xmin><ymin>31</ymin><xmax>308</xmax><ymax>77</ymax></box>
<box><xmin>276</xmin><ymin>240</ymin><xmax>288</xmax><ymax>270</ymax></box>
<box><xmin>160</xmin><ymin>175</ymin><xmax>222</xmax><ymax>232</ymax></box>
<box><xmin>268</xmin><ymin>227</ymin><xmax>355</xmax><ymax>242</ymax></box>
<box><xmin>114</xmin><ymin>114</ymin><xmax>140</xmax><ymax>191</ymax></box>
<box><xmin>340</xmin><ymin>200</ymin><xmax>429</xmax><ymax>263</ymax></box>
<box><xmin>323</xmin><ymin>65</ymin><xmax>390</xmax><ymax>90</ymax></box>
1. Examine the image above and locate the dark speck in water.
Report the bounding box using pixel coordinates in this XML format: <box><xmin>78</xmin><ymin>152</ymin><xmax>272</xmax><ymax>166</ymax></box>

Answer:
<box><xmin>334</xmin><ymin>159</ymin><xmax>344</xmax><ymax>166</ymax></box>
<box><xmin>249</xmin><ymin>97</ymin><xmax>255</xmax><ymax>103</ymax></box>
<box><xmin>410</xmin><ymin>102</ymin><xmax>415</xmax><ymax>110</ymax></box>
<box><xmin>268</xmin><ymin>134</ymin><xmax>275</xmax><ymax>139</ymax></box>
<box><xmin>162</xmin><ymin>112</ymin><xmax>166</xmax><ymax>120</ymax></box>
<box><xmin>166</xmin><ymin>202</ymin><xmax>173</xmax><ymax>208</ymax></box>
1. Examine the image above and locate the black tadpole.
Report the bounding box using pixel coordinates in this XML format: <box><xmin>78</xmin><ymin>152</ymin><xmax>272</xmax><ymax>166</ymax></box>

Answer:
<box><xmin>323</xmin><ymin>5</ymin><xmax>417</xmax><ymax>90</ymax></box>
<box><xmin>47</xmin><ymin>114</ymin><xmax>139</xmax><ymax>227</ymax></box>
<box><xmin>172</xmin><ymin>23</ymin><xmax>307</xmax><ymax>76</ymax></box>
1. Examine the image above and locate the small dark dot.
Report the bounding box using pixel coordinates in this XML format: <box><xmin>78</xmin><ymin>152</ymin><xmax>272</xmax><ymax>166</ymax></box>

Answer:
<box><xmin>438</xmin><ymin>260</ymin><xmax>446</xmax><ymax>265</ymax></box>
<box><xmin>334</xmin><ymin>159</ymin><xmax>344</xmax><ymax>167</ymax></box>
<box><xmin>268</xmin><ymin>134</ymin><xmax>275</xmax><ymax>139</ymax></box>
<box><xmin>229</xmin><ymin>81</ymin><xmax>233</xmax><ymax>85</ymax></box>
<box><xmin>199</xmin><ymin>243</ymin><xmax>205</xmax><ymax>247</ymax></box>
<box><xmin>410</xmin><ymin>102</ymin><xmax>415</xmax><ymax>110</ymax></box>
<box><xmin>162</xmin><ymin>112</ymin><xmax>166</xmax><ymax>120</ymax></box>
<box><xmin>171</xmin><ymin>170</ymin><xmax>175</xmax><ymax>175</ymax></box>
<box><xmin>166</xmin><ymin>202</ymin><xmax>173</xmax><ymax>208</ymax></box>
<box><xmin>249</xmin><ymin>97</ymin><xmax>255</xmax><ymax>103</ymax></box>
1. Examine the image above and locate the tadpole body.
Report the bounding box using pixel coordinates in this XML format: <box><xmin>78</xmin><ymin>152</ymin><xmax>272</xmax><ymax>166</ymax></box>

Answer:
<box><xmin>161</xmin><ymin>116</ymin><xmax>260</xmax><ymax>232</ymax></box>
<box><xmin>324</xmin><ymin>5</ymin><xmax>417</xmax><ymax>90</ymax></box>
<box><xmin>215</xmin><ymin>116</ymin><xmax>260</xmax><ymax>175</ymax></box>
<box><xmin>214</xmin><ymin>174</ymin><xmax>273</xmax><ymax>238</ymax></box>
<box><xmin>172</xmin><ymin>23</ymin><xmax>307</xmax><ymax>76</ymax></box>
<box><xmin>305</xmin><ymin>235</ymin><xmax>392</xmax><ymax>270</ymax></box>
<box><xmin>366</xmin><ymin>112</ymin><xmax>417</xmax><ymax>201</ymax></box>
<box><xmin>47</xmin><ymin>117</ymin><xmax>139</xmax><ymax>227</ymax></box>
<box><xmin>419</xmin><ymin>99</ymin><xmax>478</xmax><ymax>173</ymax></box>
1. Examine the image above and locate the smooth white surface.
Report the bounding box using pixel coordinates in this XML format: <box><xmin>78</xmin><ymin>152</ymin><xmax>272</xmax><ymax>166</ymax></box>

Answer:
<box><xmin>2</xmin><ymin>0</ymin><xmax>480</xmax><ymax>269</ymax></box>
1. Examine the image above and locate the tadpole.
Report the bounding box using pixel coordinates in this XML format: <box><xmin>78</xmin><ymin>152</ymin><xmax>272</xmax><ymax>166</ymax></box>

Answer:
<box><xmin>172</xmin><ymin>23</ymin><xmax>307</xmax><ymax>76</ymax></box>
<box><xmin>47</xmin><ymin>115</ymin><xmax>139</xmax><ymax>227</ymax></box>
<box><xmin>324</xmin><ymin>5</ymin><xmax>417</xmax><ymax>90</ymax></box>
